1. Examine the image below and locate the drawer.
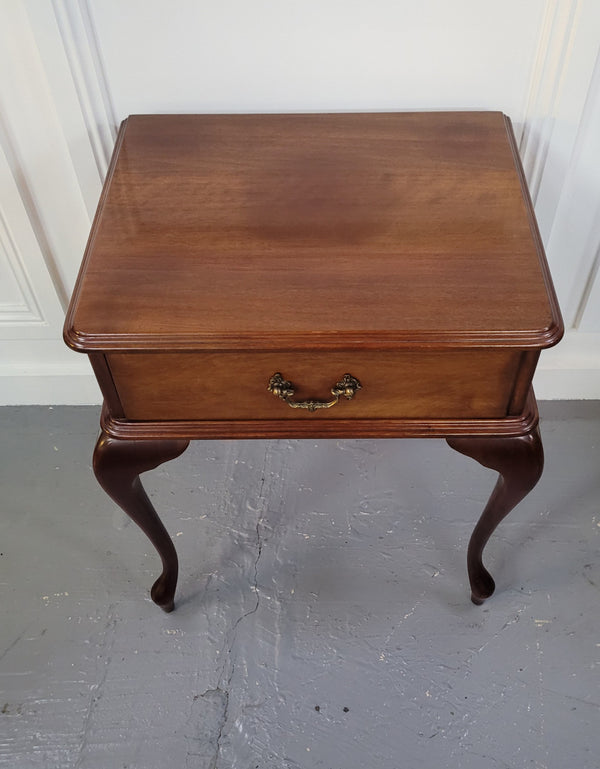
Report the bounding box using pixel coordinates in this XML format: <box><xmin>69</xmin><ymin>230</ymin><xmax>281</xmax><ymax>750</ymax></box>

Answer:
<box><xmin>106</xmin><ymin>350</ymin><xmax>522</xmax><ymax>421</ymax></box>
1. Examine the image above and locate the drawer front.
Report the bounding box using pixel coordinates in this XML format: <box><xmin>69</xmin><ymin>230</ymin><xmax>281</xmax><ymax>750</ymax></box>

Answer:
<box><xmin>107</xmin><ymin>350</ymin><xmax>522</xmax><ymax>421</ymax></box>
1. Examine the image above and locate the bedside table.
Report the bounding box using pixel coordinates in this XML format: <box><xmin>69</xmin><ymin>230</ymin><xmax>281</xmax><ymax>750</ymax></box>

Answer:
<box><xmin>64</xmin><ymin>113</ymin><xmax>562</xmax><ymax>612</ymax></box>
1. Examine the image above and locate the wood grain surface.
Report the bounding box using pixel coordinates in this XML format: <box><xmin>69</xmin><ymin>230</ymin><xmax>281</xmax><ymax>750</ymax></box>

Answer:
<box><xmin>64</xmin><ymin>112</ymin><xmax>562</xmax><ymax>353</ymax></box>
<box><xmin>107</xmin><ymin>349</ymin><xmax>521</xmax><ymax>421</ymax></box>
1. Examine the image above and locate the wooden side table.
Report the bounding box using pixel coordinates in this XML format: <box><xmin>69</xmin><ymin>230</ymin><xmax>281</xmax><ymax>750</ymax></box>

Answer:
<box><xmin>64</xmin><ymin>113</ymin><xmax>563</xmax><ymax>612</ymax></box>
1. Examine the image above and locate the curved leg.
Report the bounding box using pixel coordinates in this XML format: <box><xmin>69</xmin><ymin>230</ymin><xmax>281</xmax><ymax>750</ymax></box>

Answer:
<box><xmin>447</xmin><ymin>426</ymin><xmax>543</xmax><ymax>605</ymax></box>
<box><xmin>93</xmin><ymin>430</ymin><xmax>190</xmax><ymax>612</ymax></box>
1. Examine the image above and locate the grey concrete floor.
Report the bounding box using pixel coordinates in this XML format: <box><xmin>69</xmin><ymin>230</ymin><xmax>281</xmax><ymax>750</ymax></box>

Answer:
<box><xmin>0</xmin><ymin>404</ymin><xmax>599</xmax><ymax>769</ymax></box>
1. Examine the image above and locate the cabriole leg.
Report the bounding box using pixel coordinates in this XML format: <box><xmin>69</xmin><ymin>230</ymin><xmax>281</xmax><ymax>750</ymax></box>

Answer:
<box><xmin>93</xmin><ymin>430</ymin><xmax>190</xmax><ymax>612</ymax></box>
<box><xmin>447</xmin><ymin>427</ymin><xmax>544</xmax><ymax>605</ymax></box>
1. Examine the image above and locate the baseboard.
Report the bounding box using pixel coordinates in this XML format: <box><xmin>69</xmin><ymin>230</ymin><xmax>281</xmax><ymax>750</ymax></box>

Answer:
<box><xmin>533</xmin><ymin>368</ymin><xmax>600</xmax><ymax>400</ymax></box>
<box><xmin>533</xmin><ymin>331</ymin><xmax>600</xmax><ymax>400</ymax></box>
<box><xmin>0</xmin><ymin>366</ymin><xmax>102</xmax><ymax>405</ymax></box>
<box><xmin>1</xmin><ymin>331</ymin><xmax>598</xmax><ymax>404</ymax></box>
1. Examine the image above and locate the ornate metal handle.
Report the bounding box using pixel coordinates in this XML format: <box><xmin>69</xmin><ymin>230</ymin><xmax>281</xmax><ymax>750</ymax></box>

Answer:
<box><xmin>268</xmin><ymin>372</ymin><xmax>362</xmax><ymax>412</ymax></box>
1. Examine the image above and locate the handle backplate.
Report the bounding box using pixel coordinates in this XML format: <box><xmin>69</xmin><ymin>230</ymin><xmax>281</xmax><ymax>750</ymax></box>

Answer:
<box><xmin>267</xmin><ymin>372</ymin><xmax>361</xmax><ymax>412</ymax></box>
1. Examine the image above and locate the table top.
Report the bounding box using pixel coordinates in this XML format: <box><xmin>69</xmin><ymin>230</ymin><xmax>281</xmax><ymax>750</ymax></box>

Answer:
<box><xmin>65</xmin><ymin>112</ymin><xmax>562</xmax><ymax>352</ymax></box>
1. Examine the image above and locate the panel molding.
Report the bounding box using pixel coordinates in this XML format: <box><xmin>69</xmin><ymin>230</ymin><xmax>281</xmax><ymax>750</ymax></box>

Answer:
<box><xmin>565</xmin><ymin>48</ymin><xmax>600</xmax><ymax>330</ymax></box>
<box><xmin>519</xmin><ymin>0</ymin><xmax>600</xmax><ymax>256</ymax></box>
<box><xmin>0</xmin><ymin>137</ymin><xmax>65</xmax><ymax>336</ymax></box>
<box><xmin>0</xmin><ymin>205</ymin><xmax>44</xmax><ymax>324</ymax></box>
<box><xmin>0</xmin><ymin>1</ymin><xmax>90</xmax><ymax>306</ymax></box>
<box><xmin>519</xmin><ymin>0</ymin><xmax>581</xmax><ymax>208</ymax></box>
<box><xmin>516</xmin><ymin>0</ymin><xmax>600</xmax><ymax>397</ymax></box>
<box><xmin>50</xmin><ymin>0</ymin><xmax>117</xmax><ymax>180</ymax></box>
<box><xmin>539</xmin><ymin>38</ymin><xmax>600</xmax><ymax>329</ymax></box>
<box><xmin>0</xmin><ymin>1</ymin><xmax>114</xmax><ymax>400</ymax></box>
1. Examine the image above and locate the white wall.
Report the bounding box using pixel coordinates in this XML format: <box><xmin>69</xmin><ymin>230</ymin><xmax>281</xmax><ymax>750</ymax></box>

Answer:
<box><xmin>91</xmin><ymin>0</ymin><xmax>543</xmax><ymax>118</ymax></box>
<box><xmin>1</xmin><ymin>0</ymin><xmax>599</xmax><ymax>403</ymax></box>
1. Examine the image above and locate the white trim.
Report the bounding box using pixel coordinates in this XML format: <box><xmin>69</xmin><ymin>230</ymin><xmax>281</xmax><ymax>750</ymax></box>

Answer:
<box><xmin>519</xmin><ymin>0</ymin><xmax>580</xmax><ymax>209</ymax></box>
<box><xmin>517</xmin><ymin>0</ymin><xmax>600</xmax><ymax>339</ymax></box>
<box><xmin>543</xmin><ymin>41</ymin><xmax>600</xmax><ymax>328</ymax></box>
<box><xmin>1</xmin><ymin>369</ymin><xmax>595</xmax><ymax>405</ymax></box>
<box><xmin>578</xmin><ymin>240</ymin><xmax>600</xmax><ymax>330</ymax></box>
<box><xmin>519</xmin><ymin>0</ymin><xmax>600</xmax><ymax>245</ymax></box>
<box><xmin>566</xmin><ymin>46</ymin><xmax>600</xmax><ymax>329</ymax></box>
<box><xmin>50</xmin><ymin>0</ymin><xmax>117</xmax><ymax>180</ymax></box>
<box><xmin>0</xmin><ymin>1</ymin><xmax>92</xmax><ymax>303</ymax></box>
<box><xmin>534</xmin><ymin>331</ymin><xmax>600</xmax><ymax>399</ymax></box>
<box><xmin>0</xmin><ymin>204</ymin><xmax>44</xmax><ymax>324</ymax></box>
<box><xmin>535</xmin><ymin>369</ymin><xmax>600</xmax><ymax>400</ymax></box>
<box><xmin>0</xmin><ymin>368</ymin><xmax>101</xmax><ymax>405</ymax></box>
<box><xmin>0</xmin><ymin>136</ymin><xmax>66</xmax><ymax>333</ymax></box>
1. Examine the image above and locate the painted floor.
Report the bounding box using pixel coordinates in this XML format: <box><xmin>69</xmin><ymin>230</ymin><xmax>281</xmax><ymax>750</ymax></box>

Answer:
<box><xmin>0</xmin><ymin>403</ymin><xmax>599</xmax><ymax>768</ymax></box>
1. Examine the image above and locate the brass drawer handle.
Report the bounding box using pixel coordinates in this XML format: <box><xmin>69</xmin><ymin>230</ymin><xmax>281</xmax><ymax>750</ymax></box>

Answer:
<box><xmin>268</xmin><ymin>372</ymin><xmax>362</xmax><ymax>412</ymax></box>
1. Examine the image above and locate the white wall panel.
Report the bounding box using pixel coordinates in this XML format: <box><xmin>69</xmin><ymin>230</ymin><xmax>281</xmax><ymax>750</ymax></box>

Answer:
<box><xmin>0</xmin><ymin>0</ymin><xmax>599</xmax><ymax>401</ymax></box>
<box><xmin>88</xmin><ymin>0</ymin><xmax>545</xmax><ymax>124</ymax></box>
<box><xmin>579</xmin><ymin>267</ymin><xmax>600</xmax><ymax>331</ymax></box>
<box><xmin>0</xmin><ymin>1</ymin><xmax>101</xmax><ymax>403</ymax></box>
<box><xmin>0</xmin><ymin>143</ymin><xmax>58</xmax><ymax>334</ymax></box>
<box><xmin>36</xmin><ymin>0</ymin><xmax>116</xmax><ymax>189</ymax></box>
<box><xmin>519</xmin><ymin>0</ymin><xmax>600</xmax><ymax>314</ymax></box>
<box><xmin>547</xmin><ymin>46</ymin><xmax>600</xmax><ymax>330</ymax></box>
<box><xmin>0</xmin><ymin>205</ymin><xmax>43</xmax><ymax>324</ymax></box>
<box><xmin>536</xmin><ymin>331</ymin><xmax>600</xmax><ymax>399</ymax></box>
<box><xmin>0</xmin><ymin>1</ymin><xmax>92</xmax><ymax>306</ymax></box>
<box><xmin>0</xmin><ymin>140</ymin><xmax>99</xmax><ymax>404</ymax></box>
<box><xmin>519</xmin><ymin>0</ymin><xmax>587</xmax><ymax>231</ymax></box>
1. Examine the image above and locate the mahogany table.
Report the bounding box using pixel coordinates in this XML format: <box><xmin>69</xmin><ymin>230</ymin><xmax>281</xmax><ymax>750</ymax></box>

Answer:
<box><xmin>64</xmin><ymin>112</ymin><xmax>563</xmax><ymax>612</ymax></box>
